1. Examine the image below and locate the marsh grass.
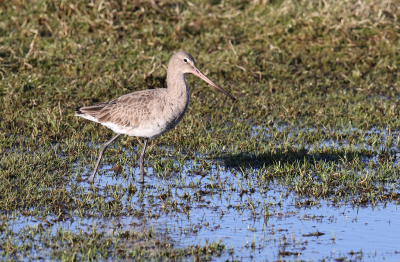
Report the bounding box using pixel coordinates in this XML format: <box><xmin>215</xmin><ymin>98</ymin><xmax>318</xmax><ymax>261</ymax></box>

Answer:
<box><xmin>1</xmin><ymin>0</ymin><xmax>400</xmax><ymax>260</ymax></box>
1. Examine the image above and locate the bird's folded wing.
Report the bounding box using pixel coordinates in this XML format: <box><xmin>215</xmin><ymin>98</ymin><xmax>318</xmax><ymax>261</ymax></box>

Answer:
<box><xmin>78</xmin><ymin>90</ymin><xmax>164</xmax><ymax>128</ymax></box>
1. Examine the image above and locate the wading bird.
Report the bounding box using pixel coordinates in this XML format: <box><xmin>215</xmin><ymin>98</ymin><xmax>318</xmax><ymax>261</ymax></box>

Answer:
<box><xmin>75</xmin><ymin>51</ymin><xmax>236</xmax><ymax>183</ymax></box>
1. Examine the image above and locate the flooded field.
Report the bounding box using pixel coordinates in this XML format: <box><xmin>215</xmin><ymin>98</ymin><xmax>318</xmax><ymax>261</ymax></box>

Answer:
<box><xmin>2</xmin><ymin>124</ymin><xmax>400</xmax><ymax>261</ymax></box>
<box><xmin>1</xmin><ymin>0</ymin><xmax>400</xmax><ymax>260</ymax></box>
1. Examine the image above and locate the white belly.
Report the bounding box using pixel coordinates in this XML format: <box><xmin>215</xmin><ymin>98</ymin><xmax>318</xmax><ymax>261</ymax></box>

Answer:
<box><xmin>103</xmin><ymin>120</ymin><xmax>174</xmax><ymax>139</ymax></box>
<box><xmin>78</xmin><ymin>109</ymin><xmax>184</xmax><ymax>139</ymax></box>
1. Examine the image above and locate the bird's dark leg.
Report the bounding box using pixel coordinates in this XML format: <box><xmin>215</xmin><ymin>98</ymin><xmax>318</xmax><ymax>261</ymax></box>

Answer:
<box><xmin>139</xmin><ymin>138</ymin><xmax>148</xmax><ymax>184</ymax></box>
<box><xmin>88</xmin><ymin>134</ymin><xmax>121</xmax><ymax>184</ymax></box>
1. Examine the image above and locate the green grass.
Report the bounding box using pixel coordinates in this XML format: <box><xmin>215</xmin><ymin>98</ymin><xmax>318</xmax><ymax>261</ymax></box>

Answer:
<box><xmin>1</xmin><ymin>0</ymin><xmax>400</xmax><ymax>260</ymax></box>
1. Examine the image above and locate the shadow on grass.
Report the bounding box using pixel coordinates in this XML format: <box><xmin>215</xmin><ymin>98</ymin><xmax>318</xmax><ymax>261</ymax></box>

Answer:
<box><xmin>220</xmin><ymin>147</ymin><xmax>377</xmax><ymax>169</ymax></box>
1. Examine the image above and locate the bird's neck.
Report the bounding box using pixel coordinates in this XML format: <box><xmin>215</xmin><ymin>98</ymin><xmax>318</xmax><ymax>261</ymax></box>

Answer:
<box><xmin>167</xmin><ymin>69</ymin><xmax>190</xmax><ymax>100</ymax></box>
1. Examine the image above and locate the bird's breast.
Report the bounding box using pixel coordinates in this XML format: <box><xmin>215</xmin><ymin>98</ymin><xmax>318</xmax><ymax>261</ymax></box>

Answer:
<box><xmin>162</xmin><ymin>96</ymin><xmax>189</xmax><ymax>127</ymax></box>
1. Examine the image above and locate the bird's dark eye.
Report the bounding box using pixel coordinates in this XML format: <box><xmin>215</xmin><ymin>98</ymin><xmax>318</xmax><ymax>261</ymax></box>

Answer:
<box><xmin>183</xmin><ymin>58</ymin><xmax>188</xmax><ymax>63</ymax></box>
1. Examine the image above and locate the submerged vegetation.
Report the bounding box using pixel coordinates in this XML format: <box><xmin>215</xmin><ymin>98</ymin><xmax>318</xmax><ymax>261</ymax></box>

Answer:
<box><xmin>0</xmin><ymin>0</ymin><xmax>399</xmax><ymax>260</ymax></box>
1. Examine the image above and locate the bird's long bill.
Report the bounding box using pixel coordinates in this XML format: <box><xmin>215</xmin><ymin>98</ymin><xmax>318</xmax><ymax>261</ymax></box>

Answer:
<box><xmin>192</xmin><ymin>68</ymin><xmax>236</xmax><ymax>101</ymax></box>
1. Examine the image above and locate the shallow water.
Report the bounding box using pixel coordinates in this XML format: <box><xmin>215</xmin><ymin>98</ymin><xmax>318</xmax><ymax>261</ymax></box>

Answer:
<box><xmin>86</xmin><ymin>163</ymin><xmax>400</xmax><ymax>261</ymax></box>
<box><xmin>5</xmin><ymin>125</ymin><xmax>400</xmax><ymax>261</ymax></box>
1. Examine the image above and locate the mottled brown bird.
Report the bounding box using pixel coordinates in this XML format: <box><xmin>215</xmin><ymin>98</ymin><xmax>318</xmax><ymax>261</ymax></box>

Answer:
<box><xmin>75</xmin><ymin>51</ymin><xmax>236</xmax><ymax>183</ymax></box>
